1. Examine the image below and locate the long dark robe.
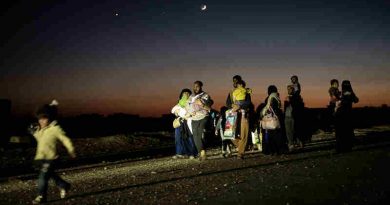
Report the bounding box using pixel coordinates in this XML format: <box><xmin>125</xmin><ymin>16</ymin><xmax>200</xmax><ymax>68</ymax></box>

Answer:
<box><xmin>335</xmin><ymin>92</ymin><xmax>359</xmax><ymax>152</ymax></box>
<box><xmin>263</xmin><ymin>95</ymin><xmax>288</xmax><ymax>155</ymax></box>
<box><xmin>178</xmin><ymin>120</ymin><xmax>198</xmax><ymax>156</ymax></box>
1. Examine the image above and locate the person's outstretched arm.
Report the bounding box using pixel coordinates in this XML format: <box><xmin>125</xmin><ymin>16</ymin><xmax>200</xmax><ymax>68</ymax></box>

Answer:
<box><xmin>55</xmin><ymin>126</ymin><xmax>76</xmax><ymax>158</ymax></box>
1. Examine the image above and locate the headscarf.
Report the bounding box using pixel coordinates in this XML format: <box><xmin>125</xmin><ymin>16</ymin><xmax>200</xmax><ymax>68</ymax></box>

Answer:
<box><xmin>178</xmin><ymin>94</ymin><xmax>189</xmax><ymax>108</ymax></box>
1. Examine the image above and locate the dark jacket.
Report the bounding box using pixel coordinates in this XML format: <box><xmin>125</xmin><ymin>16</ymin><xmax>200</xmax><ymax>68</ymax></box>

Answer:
<box><xmin>336</xmin><ymin>92</ymin><xmax>359</xmax><ymax>115</ymax></box>
<box><xmin>284</xmin><ymin>95</ymin><xmax>304</xmax><ymax>118</ymax></box>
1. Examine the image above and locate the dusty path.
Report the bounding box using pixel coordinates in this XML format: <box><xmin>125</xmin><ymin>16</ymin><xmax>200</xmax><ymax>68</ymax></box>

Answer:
<box><xmin>1</xmin><ymin>141</ymin><xmax>389</xmax><ymax>205</ymax></box>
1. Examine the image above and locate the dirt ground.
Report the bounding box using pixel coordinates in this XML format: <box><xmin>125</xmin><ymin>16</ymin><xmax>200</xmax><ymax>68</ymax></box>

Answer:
<box><xmin>1</xmin><ymin>140</ymin><xmax>389</xmax><ymax>205</ymax></box>
<box><xmin>0</xmin><ymin>133</ymin><xmax>173</xmax><ymax>173</ymax></box>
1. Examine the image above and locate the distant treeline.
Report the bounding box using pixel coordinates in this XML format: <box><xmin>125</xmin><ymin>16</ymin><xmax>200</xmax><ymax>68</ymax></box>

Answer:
<box><xmin>61</xmin><ymin>114</ymin><xmax>175</xmax><ymax>138</ymax></box>
<box><xmin>5</xmin><ymin>113</ymin><xmax>175</xmax><ymax>138</ymax></box>
<box><xmin>311</xmin><ymin>106</ymin><xmax>390</xmax><ymax>130</ymax></box>
<box><xmin>2</xmin><ymin>106</ymin><xmax>390</xmax><ymax>140</ymax></box>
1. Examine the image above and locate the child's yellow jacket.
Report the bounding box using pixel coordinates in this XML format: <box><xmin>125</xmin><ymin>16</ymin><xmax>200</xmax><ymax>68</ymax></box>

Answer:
<box><xmin>33</xmin><ymin>121</ymin><xmax>75</xmax><ymax>160</ymax></box>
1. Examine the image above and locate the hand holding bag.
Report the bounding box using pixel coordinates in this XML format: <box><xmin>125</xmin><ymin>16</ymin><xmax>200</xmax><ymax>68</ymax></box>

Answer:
<box><xmin>261</xmin><ymin>107</ymin><xmax>280</xmax><ymax>130</ymax></box>
<box><xmin>173</xmin><ymin>117</ymin><xmax>182</xmax><ymax>128</ymax></box>
<box><xmin>223</xmin><ymin>110</ymin><xmax>238</xmax><ymax>140</ymax></box>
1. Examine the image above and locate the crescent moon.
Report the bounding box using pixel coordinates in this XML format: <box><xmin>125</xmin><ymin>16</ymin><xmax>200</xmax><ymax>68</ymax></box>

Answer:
<box><xmin>201</xmin><ymin>5</ymin><xmax>207</xmax><ymax>11</ymax></box>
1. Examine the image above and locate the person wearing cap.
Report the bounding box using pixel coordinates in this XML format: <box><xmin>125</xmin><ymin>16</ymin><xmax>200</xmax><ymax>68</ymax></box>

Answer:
<box><xmin>32</xmin><ymin>100</ymin><xmax>76</xmax><ymax>204</ymax></box>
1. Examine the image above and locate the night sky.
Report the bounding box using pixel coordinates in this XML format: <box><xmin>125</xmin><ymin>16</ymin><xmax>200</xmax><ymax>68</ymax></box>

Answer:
<box><xmin>1</xmin><ymin>0</ymin><xmax>389</xmax><ymax>117</ymax></box>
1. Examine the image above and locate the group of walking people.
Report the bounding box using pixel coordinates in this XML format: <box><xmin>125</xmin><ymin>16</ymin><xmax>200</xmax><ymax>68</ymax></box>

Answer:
<box><xmin>171</xmin><ymin>75</ymin><xmax>302</xmax><ymax>160</ymax></box>
<box><xmin>28</xmin><ymin>75</ymin><xmax>358</xmax><ymax>204</ymax></box>
<box><xmin>171</xmin><ymin>75</ymin><xmax>359</xmax><ymax>161</ymax></box>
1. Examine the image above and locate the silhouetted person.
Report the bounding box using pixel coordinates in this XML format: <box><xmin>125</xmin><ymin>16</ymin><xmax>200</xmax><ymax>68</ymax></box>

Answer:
<box><xmin>290</xmin><ymin>75</ymin><xmax>301</xmax><ymax>96</ymax></box>
<box><xmin>285</xmin><ymin>84</ymin><xmax>306</xmax><ymax>150</ymax></box>
<box><xmin>0</xmin><ymin>99</ymin><xmax>11</xmax><ymax>151</ymax></box>
<box><xmin>327</xmin><ymin>79</ymin><xmax>341</xmax><ymax>131</ymax></box>
<box><xmin>334</xmin><ymin>80</ymin><xmax>359</xmax><ymax>153</ymax></box>
<box><xmin>329</xmin><ymin>79</ymin><xmax>341</xmax><ymax>111</ymax></box>
<box><xmin>284</xmin><ymin>85</ymin><xmax>295</xmax><ymax>150</ymax></box>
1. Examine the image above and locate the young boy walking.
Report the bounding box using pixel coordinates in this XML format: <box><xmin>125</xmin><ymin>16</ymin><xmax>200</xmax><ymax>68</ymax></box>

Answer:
<box><xmin>31</xmin><ymin>100</ymin><xmax>76</xmax><ymax>204</ymax></box>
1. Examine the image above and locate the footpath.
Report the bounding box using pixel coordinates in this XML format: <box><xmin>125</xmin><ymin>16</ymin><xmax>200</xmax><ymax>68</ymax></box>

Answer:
<box><xmin>1</xmin><ymin>138</ymin><xmax>390</xmax><ymax>204</ymax></box>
